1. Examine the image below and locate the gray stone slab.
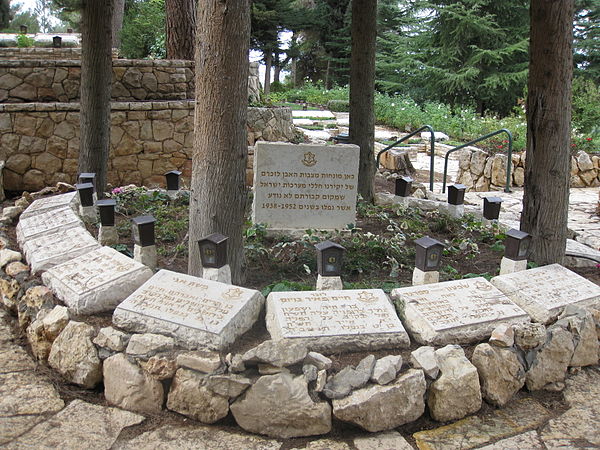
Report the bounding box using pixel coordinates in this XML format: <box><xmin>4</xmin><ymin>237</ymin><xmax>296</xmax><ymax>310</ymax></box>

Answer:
<box><xmin>0</xmin><ymin>415</ymin><xmax>48</xmax><ymax>446</ymax></box>
<box><xmin>41</xmin><ymin>246</ymin><xmax>153</xmax><ymax>315</ymax></box>
<box><xmin>20</xmin><ymin>192</ymin><xmax>77</xmax><ymax>220</ymax></box>
<box><xmin>266</xmin><ymin>289</ymin><xmax>410</xmax><ymax>352</ymax></box>
<box><xmin>491</xmin><ymin>264</ymin><xmax>600</xmax><ymax>323</ymax></box>
<box><xmin>23</xmin><ymin>226</ymin><xmax>101</xmax><ymax>274</ymax></box>
<box><xmin>113</xmin><ymin>269</ymin><xmax>264</xmax><ymax>350</ymax></box>
<box><xmin>391</xmin><ymin>278</ymin><xmax>529</xmax><ymax>345</ymax></box>
<box><xmin>16</xmin><ymin>205</ymin><xmax>84</xmax><ymax>245</ymax></box>
<box><xmin>252</xmin><ymin>142</ymin><xmax>359</xmax><ymax>230</ymax></box>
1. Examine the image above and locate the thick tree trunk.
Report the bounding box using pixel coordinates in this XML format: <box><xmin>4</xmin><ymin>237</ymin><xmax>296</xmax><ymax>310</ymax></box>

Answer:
<box><xmin>349</xmin><ymin>0</ymin><xmax>377</xmax><ymax>203</ymax></box>
<box><xmin>521</xmin><ymin>0</ymin><xmax>574</xmax><ymax>264</ymax></box>
<box><xmin>188</xmin><ymin>0</ymin><xmax>249</xmax><ymax>283</ymax></box>
<box><xmin>263</xmin><ymin>51</ymin><xmax>272</xmax><ymax>96</ymax></box>
<box><xmin>79</xmin><ymin>0</ymin><xmax>114</xmax><ymax>196</ymax></box>
<box><xmin>291</xmin><ymin>58</ymin><xmax>297</xmax><ymax>87</ymax></box>
<box><xmin>273</xmin><ymin>64</ymin><xmax>281</xmax><ymax>84</ymax></box>
<box><xmin>166</xmin><ymin>0</ymin><xmax>196</xmax><ymax>60</ymax></box>
<box><xmin>112</xmin><ymin>0</ymin><xmax>125</xmax><ymax>49</ymax></box>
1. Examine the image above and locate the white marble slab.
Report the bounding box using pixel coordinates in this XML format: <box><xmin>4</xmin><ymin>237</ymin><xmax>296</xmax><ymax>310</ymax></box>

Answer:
<box><xmin>252</xmin><ymin>142</ymin><xmax>359</xmax><ymax>230</ymax></box>
<box><xmin>391</xmin><ymin>278</ymin><xmax>529</xmax><ymax>345</ymax></box>
<box><xmin>41</xmin><ymin>246</ymin><xmax>153</xmax><ymax>315</ymax></box>
<box><xmin>22</xmin><ymin>227</ymin><xmax>101</xmax><ymax>274</ymax></box>
<box><xmin>113</xmin><ymin>269</ymin><xmax>264</xmax><ymax>350</ymax></box>
<box><xmin>16</xmin><ymin>206</ymin><xmax>84</xmax><ymax>245</ymax></box>
<box><xmin>491</xmin><ymin>264</ymin><xmax>600</xmax><ymax>323</ymax></box>
<box><xmin>20</xmin><ymin>192</ymin><xmax>78</xmax><ymax>219</ymax></box>
<box><xmin>266</xmin><ymin>289</ymin><xmax>410</xmax><ymax>352</ymax></box>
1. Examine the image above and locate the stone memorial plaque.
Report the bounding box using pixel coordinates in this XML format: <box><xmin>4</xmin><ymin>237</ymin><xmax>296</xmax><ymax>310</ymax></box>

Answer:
<box><xmin>491</xmin><ymin>264</ymin><xmax>600</xmax><ymax>323</ymax></box>
<box><xmin>20</xmin><ymin>192</ymin><xmax>78</xmax><ymax>219</ymax></box>
<box><xmin>113</xmin><ymin>270</ymin><xmax>264</xmax><ymax>350</ymax></box>
<box><xmin>266</xmin><ymin>289</ymin><xmax>410</xmax><ymax>352</ymax></box>
<box><xmin>41</xmin><ymin>246</ymin><xmax>153</xmax><ymax>315</ymax></box>
<box><xmin>23</xmin><ymin>227</ymin><xmax>101</xmax><ymax>274</ymax></box>
<box><xmin>391</xmin><ymin>278</ymin><xmax>529</xmax><ymax>345</ymax></box>
<box><xmin>16</xmin><ymin>206</ymin><xmax>84</xmax><ymax>245</ymax></box>
<box><xmin>252</xmin><ymin>142</ymin><xmax>359</xmax><ymax>230</ymax></box>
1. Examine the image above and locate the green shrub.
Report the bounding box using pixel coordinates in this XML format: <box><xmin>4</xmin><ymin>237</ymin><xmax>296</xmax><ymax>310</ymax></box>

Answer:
<box><xmin>326</xmin><ymin>99</ymin><xmax>350</xmax><ymax>112</ymax></box>
<box><xmin>16</xmin><ymin>34</ymin><xmax>34</xmax><ymax>48</ymax></box>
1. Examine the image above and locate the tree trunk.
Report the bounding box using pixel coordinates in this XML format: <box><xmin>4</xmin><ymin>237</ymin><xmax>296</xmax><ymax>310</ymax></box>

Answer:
<box><xmin>349</xmin><ymin>0</ymin><xmax>377</xmax><ymax>203</ymax></box>
<box><xmin>263</xmin><ymin>50</ymin><xmax>272</xmax><ymax>96</ymax></box>
<box><xmin>188</xmin><ymin>0</ymin><xmax>250</xmax><ymax>284</ymax></box>
<box><xmin>521</xmin><ymin>0</ymin><xmax>574</xmax><ymax>264</ymax></box>
<box><xmin>273</xmin><ymin>64</ymin><xmax>281</xmax><ymax>84</ymax></box>
<box><xmin>166</xmin><ymin>0</ymin><xmax>196</xmax><ymax>60</ymax></box>
<box><xmin>112</xmin><ymin>0</ymin><xmax>125</xmax><ymax>49</ymax></box>
<box><xmin>291</xmin><ymin>58</ymin><xmax>297</xmax><ymax>87</ymax></box>
<box><xmin>78</xmin><ymin>0</ymin><xmax>114</xmax><ymax>197</ymax></box>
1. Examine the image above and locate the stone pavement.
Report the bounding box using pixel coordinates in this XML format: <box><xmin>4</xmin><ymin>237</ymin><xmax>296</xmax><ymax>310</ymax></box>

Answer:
<box><xmin>1</xmin><ymin>305</ymin><xmax>600</xmax><ymax>449</ymax></box>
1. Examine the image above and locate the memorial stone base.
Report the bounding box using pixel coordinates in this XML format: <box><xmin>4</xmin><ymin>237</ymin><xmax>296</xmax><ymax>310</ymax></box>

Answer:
<box><xmin>202</xmin><ymin>265</ymin><xmax>232</xmax><ymax>284</ymax></box>
<box><xmin>98</xmin><ymin>226</ymin><xmax>119</xmax><ymax>247</ymax></box>
<box><xmin>316</xmin><ymin>275</ymin><xmax>343</xmax><ymax>291</ymax></box>
<box><xmin>134</xmin><ymin>244</ymin><xmax>157</xmax><ymax>271</ymax></box>
<box><xmin>499</xmin><ymin>257</ymin><xmax>527</xmax><ymax>275</ymax></box>
<box><xmin>79</xmin><ymin>205</ymin><xmax>97</xmax><ymax>222</ymax></box>
<box><xmin>446</xmin><ymin>204</ymin><xmax>464</xmax><ymax>218</ymax></box>
<box><xmin>412</xmin><ymin>268</ymin><xmax>439</xmax><ymax>286</ymax></box>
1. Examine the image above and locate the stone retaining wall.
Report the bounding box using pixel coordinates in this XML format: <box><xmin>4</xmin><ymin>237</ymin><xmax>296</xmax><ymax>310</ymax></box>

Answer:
<box><xmin>0</xmin><ymin>47</ymin><xmax>88</xmax><ymax>60</ymax></box>
<box><xmin>0</xmin><ymin>102</ymin><xmax>294</xmax><ymax>191</ymax></box>
<box><xmin>456</xmin><ymin>149</ymin><xmax>600</xmax><ymax>191</ymax></box>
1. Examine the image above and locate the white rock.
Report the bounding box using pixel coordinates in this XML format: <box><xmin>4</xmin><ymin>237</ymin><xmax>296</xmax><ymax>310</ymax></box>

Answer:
<box><xmin>177</xmin><ymin>350</ymin><xmax>222</xmax><ymax>373</ymax></box>
<box><xmin>577</xmin><ymin>151</ymin><xmax>594</xmax><ymax>171</ymax></box>
<box><xmin>1</xmin><ymin>206</ymin><xmax>23</xmax><ymax>221</ymax></box>
<box><xmin>333</xmin><ymin>369</ymin><xmax>426</xmax><ymax>432</ymax></box>
<box><xmin>126</xmin><ymin>333</ymin><xmax>175</xmax><ymax>359</ymax></box>
<box><xmin>0</xmin><ymin>249</ymin><xmax>21</xmax><ymax>268</ymax></box>
<box><xmin>525</xmin><ymin>326</ymin><xmax>574</xmax><ymax>391</ymax></box>
<box><xmin>555</xmin><ymin>305</ymin><xmax>599</xmax><ymax>367</ymax></box>
<box><xmin>93</xmin><ymin>327</ymin><xmax>130</xmax><ymax>352</ymax></box>
<box><xmin>371</xmin><ymin>355</ymin><xmax>402</xmax><ymax>385</ymax></box>
<box><xmin>303</xmin><ymin>364</ymin><xmax>318</xmax><ymax>382</ymax></box>
<box><xmin>489</xmin><ymin>323</ymin><xmax>515</xmax><ymax>348</ymax></box>
<box><xmin>242</xmin><ymin>339</ymin><xmax>308</xmax><ymax>368</ymax></box>
<box><xmin>304</xmin><ymin>351</ymin><xmax>333</xmax><ymax>370</ymax></box>
<box><xmin>315</xmin><ymin>369</ymin><xmax>327</xmax><ymax>392</ymax></box>
<box><xmin>410</xmin><ymin>346</ymin><xmax>439</xmax><ymax>379</ymax></box>
<box><xmin>98</xmin><ymin>225</ymin><xmax>119</xmax><ymax>247</ymax></box>
<box><xmin>230</xmin><ymin>373</ymin><xmax>331</xmax><ymax>438</ymax></box>
<box><xmin>41</xmin><ymin>305</ymin><xmax>70</xmax><ymax>341</ymax></box>
<box><xmin>421</xmin><ymin>131</ymin><xmax>449</xmax><ymax>142</ymax></box>
<box><xmin>133</xmin><ymin>244</ymin><xmax>157</xmax><ymax>271</ymax></box>
<box><xmin>323</xmin><ymin>355</ymin><xmax>376</xmax><ymax>399</ymax></box>
<box><xmin>514</xmin><ymin>322</ymin><xmax>547</xmax><ymax>350</ymax></box>
<box><xmin>205</xmin><ymin>374</ymin><xmax>252</xmax><ymax>398</ymax></box>
<box><xmin>48</xmin><ymin>321</ymin><xmax>102</xmax><ymax>389</ymax></box>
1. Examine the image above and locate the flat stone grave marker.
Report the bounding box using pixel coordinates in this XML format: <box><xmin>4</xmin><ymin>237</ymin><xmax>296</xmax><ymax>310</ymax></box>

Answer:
<box><xmin>266</xmin><ymin>289</ymin><xmax>410</xmax><ymax>352</ymax></box>
<box><xmin>22</xmin><ymin>227</ymin><xmax>101</xmax><ymax>274</ymax></box>
<box><xmin>252</xmin><ymin>142</ymin><xmax>359</xmax><ymax>230</ymax></box>
<box><xmin>391</xmin><ymin>277</ymin><xmax>529</xmax><ymax>345</ymax></box>
<box><xmin>16</xmin><ymin>206</ymin><xmax>84</xmax><ymax>245</ymax></box>
<box><xmin>42</xmin><ymin>246</ymin><xmax>153</xmax><ymax>315</ymax></box>
<box><xmin>113</xmin><ymin>269</ymin><xmax>264</xmax><ymax>350</ymax></box>
<box><xmin>20</xmin><ymin>192</ymin><xmax>77</xmax><ymax>219</ymax></box>
<box><xmin>491</xmin><ymin>264</ymin><xmax>600</xmax><ymax>323</ymax></box>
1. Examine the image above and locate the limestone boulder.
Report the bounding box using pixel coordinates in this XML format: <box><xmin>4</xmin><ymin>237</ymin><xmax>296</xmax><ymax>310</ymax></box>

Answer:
<box><xmin>166</xmin><ymin>368</ymin><xmax>229</xmax><ymax>423</ymax></box>
<box><xmin>514</xmin><ymin>322</ymin><xmax>546</xmax><ymax>351</ymax></box>
<box><xmin>577</xmin><ymin>151</ymin><xmax>594</xmax><ymax>171</ymax></box>
<box><xmin>371</xmin><ymin>355</ymin><xmax>403</xmax><ymax>385</ymax></box>
<box><xmin>0</xmin><ymin>249</ymin><xmax>21</xmax><ymax>268</ymax></box>
<box><xmin>323</xmin><ymin>355</ymin><xmax>376</xmax><ymax>399</ymax></box>
<box><xmin>103</xmin><ymin>352</ymin><xmax>164</xmax><ymax>414</ymax></box>
<box><xmin>491</xmin><ymin>154</ymin><xmax>508</xmax><ymax>187</ymax></box>
<box><xmin>125</xmin><ymin>333</ymin><xmax>175</xmax><ymax>359</ymax></box>
<box><xmin>525</xmin><ymin>326</ymin><xmax>574</xmax><ymax>391</ymax></box>
<box><xmin>205</xmin><ymin>374</ymin><xmax>252</xmax><ymax>399</ymax></box>
<box><xmin>471</xmin><ymin>343</ymin><xmax>525</xmax><ymax>407</ymax></box>
<box><xmin>0</xmin><ymin>277</ymin><xmax>20</xmax><ymax>313</ymax></box>
<box><xmin>470</xmin><ymin>150</ymin><xmax>488</xmax><ymax>177</ymax></box>
<box><xmin>427</xmin><ymin>345</ymin><xmax>481</xmax><ymax>422</ymax></box>
<box><xmin>513</xmin><ymin>166</ymin><xmax>525</xmax><ymax>186</ymax></box>
<box><xmin>555</xmin><ymin>305</ymin><xmax>599</xmax><ymax>367</ymax></box>
<box><xmin>333</xmin><ymin>369</ymin><xmax>426</xmax><ymax>432</ymax></box>
<box><xmin>304</xmin><ymin>351</ymin><xmax>332</xmax><ymax>370</ymax></box>
<box><xmin>489</xmin><ymin>323</ymin><xmax>515</xmax><ymax>348</ymax></box>
<box><xmin>140</xmin><ymin>354</ymin><xmax>177</xmax><ymax>380</ymax></box>
<box><xmin>48</xmin><ymin>321</ymin><xmax>102</xmax><ymax>388</ymax></box>
<box><xmin>177</xmin><ymin>350</ymin><xmax>222</xmax><ymax>373</ymax></box>
<box><xmin>242</xmin><ymin>339</ymin><xmax>307</xmax><ymax>368</ymax></box>
<box><xmin>410</xmin><ymin>346</ymin><xmax>439</xmax><ymax>379</ymax></box>
<box><xmin>41</xmin><ymin>305</ymin><xmax>70</xmax><ymax>341</ymax></box>
<box><xmin>231</xmin><ymin>372</ymin><xmax>331</xmax><ymax>438</ymax></box>
<box><xmin>93</xmin><ymin>326</ymin><xmax>130</xmax><ymax>352</ymax></box>
<box><xmin>27</xmin><ymin>319</ymin><xmax>52</xmax><ymax>360</ymax></box>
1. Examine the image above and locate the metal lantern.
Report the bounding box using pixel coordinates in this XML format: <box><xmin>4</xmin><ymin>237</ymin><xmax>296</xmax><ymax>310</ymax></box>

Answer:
<box><xmin>132</xmin><ymin>215</ymin><xmax>155</xmax><ymax>247</ymax></box>
<box><xmin>447</xmin><ymin>184</ymin><xmax>466</xmax><ymax>205</ymax></box>
<box><xmin>315</xmin><ymin>240</ymin><xmax>345</xmax><ymax>277</ymax></box>
<box><xmin>19</xmin><ymin>25</ymin><xmax>27</xmax><ymax>34</ymax></box>
<box><xmin>52</xmin><ymin>36</ymin><xmax>62</xmax><ymax>48</ymax></box>
<box><xmin>165</xmin><ymin>170</ymin><xmax>182</xmax><ymax>191</ymax></box>
<box><xmin>483</xmin><ymin>196</ymin><xmax>503</xmax><ymax>220</ymax></box>
<box><xmin>75</xmin><ymin>182</ymin><xmax>94</xmax><ymax>207</ymax></box>
<box><xmin>414</xmin><ymin>236</ymin><xmax>444</xmax><ymax>272</ymax></box>
<box><xmin>198</xmin><ymin>233</ymin><xmax>228</xmax><ymax>268</ymax></box>
<box><xmin>78</xmin><ymin>172</ymin><xmax>96</xmax><ymax>191</ymax></box>
<box><xmin>504</xmin><ymin>229</ymin><xmax>532</xmax><ymax>261</ymax></box>
<box><xmin>97</xmin><ymin>199</ymin><xmax>116</xmax><ymax>227</ymax></box>
<box><xmin>395</xmin><ymin>176</ymin><xmax>413</xmax><ymax>197</ymax></box>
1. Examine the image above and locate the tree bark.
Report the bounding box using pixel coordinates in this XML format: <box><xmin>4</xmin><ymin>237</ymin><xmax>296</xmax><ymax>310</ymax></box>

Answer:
<box><xmin>349</xmin><ymin>0</ymin><xmax>377</xmax><ymax>203</ymax></box>
<box><xmin>521</xmin><ymin>0</ymin><xmax>574</xmax><ymax>264</ymax></box>
<box><xmin>263</xmin><ymin>50</ymin><xmax>272</xmax><ymax>96</ymax></box>
<box><xmin>78</xmin><ymin>0</ymin><xmax>114</xmax><ymax>196</ymax></box>
<box><xmin>112</xmin><ymin>0</ymin><xmax>125</xmax><ymax>49</ymax></box>
<box><xmin>166</xmin><ymin>0</ymin><xmax>196</xmax><ymax>60</ymax></box>
<box><xmin>188</xmin><ymin>0</ymin><xmax>250</xmax><ymax>283</ymax></box>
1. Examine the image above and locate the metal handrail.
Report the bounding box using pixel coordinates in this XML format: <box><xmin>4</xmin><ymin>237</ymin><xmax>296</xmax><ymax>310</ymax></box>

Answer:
<box><xmin>442</xmin><ymin>129</ymin><xmax>513</xmax><ymax>193</ymax></box>
<box><xmin>375</xmin><ymin>125</ymin><xmax>436</xmax><ymax>191</ymax></box>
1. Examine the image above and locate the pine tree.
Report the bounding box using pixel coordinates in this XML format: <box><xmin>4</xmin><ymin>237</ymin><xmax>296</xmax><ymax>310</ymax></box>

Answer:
<box><xmin>574</xmin><ymin>0</ymin><xmax>600</xmax><ymax>82</ymax></box>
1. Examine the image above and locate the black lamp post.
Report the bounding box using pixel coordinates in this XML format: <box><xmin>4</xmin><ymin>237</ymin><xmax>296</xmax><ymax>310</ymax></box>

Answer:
<box><xmin>79</xmin><ymin>173</ymin><xmax>96</xmax><ymax>191</ymax></box>
<box><xmin>447</xmin><ymin>184</ymin><xmax>466</xmax><ymax>205</ymax></box>
<box><xmin>414</xmin><ymin>236</ymin><xmax>444</xmax><ymax>272</ymax></box>
<box><xmin>504</xmin><ymin>229</ymin><xmax>532</xmax><ymax>261</ymax></box>
<box><xmin>198</xmin><ymin>233</ymin><xmax>228</xmax><ymax>268</ymax></box>
<box><xmin>315</xmin><ymin>240</ymin><xmax>345</xmax><ymax>277</ymax></box>
<box><xmin>19</xmin><ymin>25</ymin><xmax>27</xmax><ymax>34</ymax></box>
<box><xmin>132</xmin><ymin>216</ymin><xmax>155</xmax><ymax>247</ymax></box>
<box><xmin>52</xmin><ymin>36</ymin><xmax>62</xmax><ymax>48</ymax></box>
<box><xmin>483</xmin><ymin>196</ymin><xmax>503</xmax><ymax>220</ymax></box>
<box><xmin>165</xmin><ymin>170</ymin><xmax>182</xmax><ymax>191</ymax></box>
<box><xmin>97</xmin><ymin>199</ymin><xmax>116</xmax><ymax>227</ymax></box>
<box><xmin>395</xmin><ymin>176</ymin><xmax>413</xmax><ymax>197</ymax></box>
<box><xmin>76</xmin><ymin>182</ymin><xmax>94</xmax><ymax>207</ymax></box>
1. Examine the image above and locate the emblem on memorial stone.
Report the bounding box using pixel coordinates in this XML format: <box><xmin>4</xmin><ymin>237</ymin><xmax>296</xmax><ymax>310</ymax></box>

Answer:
<box><xmin>302</xmin><ymin>151</ymin><xmax>317</xmax><ymax>167</ymax></box>
<box><xmin>357</xmin><ymin>291</ymin><xmax>378</xmax><ymax>303</ymax></box>
<box><xmin>475</xmin><ymin>280</ymin><xmax>493</xmax><ymax>291</ymax></box>
<box><xmin>222</xmin><ymin>287</ymin><xmax>243</xmax><ymax>300</ymax></box>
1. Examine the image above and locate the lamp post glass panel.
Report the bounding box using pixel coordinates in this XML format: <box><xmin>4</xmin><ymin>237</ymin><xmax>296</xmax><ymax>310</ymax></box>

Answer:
<box><xmin>75</xmin><ymin>182</ymin><xmax>94</xmax><ymax>207</ymax></box>
<box><xmin>483</xmin><ymin>197</ymin><xmax>503</xmax><ymax>220</ymax></box>
<box><xmin>132</xmin><ymin>215</ymin><xmax>155</xmax><ymax>247</ymax></box>
<box><xmin>395</xmin><ymin>176</ymin><xmax>413</xmax><ymax>197</ymax></box>
<box><xmin>97</xmin><ymin>199</ymin><xmax>116</xmax><ymax>226</ymax></box>
<box><xmin>165</xmin><ymin>170</ymin><xmax>182</xmax><ymax>191</ymax></box>
<box><xmin>448</xmin><ymin>184</ymin><xmax>466</xmax><ymax>205</ymax></box>
<box><xmin>315</xmin><ymin>240</ymin><xmax>345</xmax><ymax>277</ymax></box>
<box><xmin>504</xmin><ymin>229</ymin><xmax>532</xmax><ymax>261</ymax></box>
<box><xmin>198</xmin><ymin>233</ymin><xmax>228</xmax><ymax>268</ymax></box>
<box><xmin>79</xmin><ymin>173</ymin><xmax>96</xmax><ymax>191</ymax></box>
<box><xmin>414</xmin><ymin>236</ymin><xmax>444</xmax><ymax>272</ymax></box>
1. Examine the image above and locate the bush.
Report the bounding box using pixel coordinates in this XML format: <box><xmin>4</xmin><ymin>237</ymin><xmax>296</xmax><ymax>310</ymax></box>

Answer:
<box><xmin>326</xmin><ymin>99</ymin><xmax>349</xmax><ymax>112</ymax></box>
<box><xmin>572</xmin><ymin>77</ymin><xmax>600</xmax><ymax>136</ymax></box>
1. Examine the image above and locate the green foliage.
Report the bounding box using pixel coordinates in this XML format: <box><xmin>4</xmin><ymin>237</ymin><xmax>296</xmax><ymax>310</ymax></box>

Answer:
<box><xmin>326</xmin><ymin>99</ymin><xmax>349</xmax><ymax>112</ymax></box>
<box><xmin>574</xmin><ymin>0</ymin><xmax>600</xmax><ymax>83</ymax></box>
<box><xmin>16</xmin><ymin>34</ymin><xmax>34</xmax><ymax>47</ymax></box>
<box><xmin>120</xmin><ymin>0</ymin><xmax>165</xmax><ymax>59</ymax></box>
<box><xmin>261</xmin><ymin>280</ymin><xmax>313</xmax><ymax>297</ymax></box>
<box><xmin>572</xmin><ymin>76</ymin><xmax>600</xmax><ymax>136</ymax></box>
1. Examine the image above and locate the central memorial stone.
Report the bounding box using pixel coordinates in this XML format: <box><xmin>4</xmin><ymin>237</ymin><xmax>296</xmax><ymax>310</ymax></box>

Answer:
<box><xmin>113</xmin><ymin>269</ymin><xmax>265</xmax><ymax>350</ymax></box>
<box><xmin>491</xmin><ymin>264</ymin><xmax>600</xmax><ymax>323</ymax></box>
<box><xmin>16</xmin><ymin>206</ymin><xmax>84</xmax><ymax>245</ymax></box>
<box><xmin>266</xmin><ymin>289</ymin><xmax>410</xmax><ymax>352</ymax></box>
<box><xmin>252</xmin><ymin>142</ymin><xmax>360</xmax><ymax>230</ymax></box>
<box><xmin>20</xmin><ymin>192</ymin><xmax>78</xmax><ymax>220</ymax></box>
<box><xmin>391</xmin><ymin>278</ymin><xmax>529</xmax><ymax>345</ymax></box>
<box><xmin>42</xmin><ymin>246</ymin><xmax>154</xmax><ymax>315</ymax></box>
